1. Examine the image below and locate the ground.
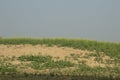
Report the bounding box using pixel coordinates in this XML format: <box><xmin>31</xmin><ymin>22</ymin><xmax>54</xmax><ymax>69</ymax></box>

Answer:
<box><xmin>0</xmin><ymin>44</ymin><xmax>119</xmax><ymax>80</ymax></box>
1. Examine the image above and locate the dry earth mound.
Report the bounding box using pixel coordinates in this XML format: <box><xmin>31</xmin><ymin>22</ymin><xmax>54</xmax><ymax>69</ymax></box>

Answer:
<box><xmin>0</xmin><ymin>44</ymin><xmax>113</xmax><ymax>68</ymax></box>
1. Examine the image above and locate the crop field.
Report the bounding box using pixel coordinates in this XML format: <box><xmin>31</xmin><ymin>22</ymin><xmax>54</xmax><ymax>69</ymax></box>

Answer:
<box><xmin>0</xmin><ymin>38</ymin><xmax>120</xmax><ymax>80</ymax></box>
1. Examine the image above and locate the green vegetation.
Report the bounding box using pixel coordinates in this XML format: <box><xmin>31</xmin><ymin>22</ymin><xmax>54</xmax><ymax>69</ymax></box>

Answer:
<box><xmin>0</xmin><ymin>54</ymin><xmax>120</xmax><ymax>80</ymax></box>
<box><xmin>18</xmin><ymin>55</ymin><xmax>74</xmax><ymax>70</ymax></box>
<box><xmin>0</xmin><ymin>56</ymin><xmax>17</xmax><ymax>74</ymax></box>
<box><xmin>18</xmin><ymin>55</ymin><xmax>52</xmax><ymax>63</ymax></box>
<box><xmin>0</xmin><ymin>38</ymin><xmax>120</xmax><ymax>80</ymax></box>
<box><xmin>0</xmin><ymin>64</ymin><xmax>17</xmax><ymax>74</ymax></box>
<box><xmin>0</xmin><ymin>38</ymin><xmax>120</xmax><ymax>58</ymax></box>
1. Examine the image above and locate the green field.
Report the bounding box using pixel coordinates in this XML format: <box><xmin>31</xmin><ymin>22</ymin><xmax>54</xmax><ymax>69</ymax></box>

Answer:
<box><xmin>0</xmin><ymin>38</ymin><xmax>120</xmax><ymax>80</ymax></box>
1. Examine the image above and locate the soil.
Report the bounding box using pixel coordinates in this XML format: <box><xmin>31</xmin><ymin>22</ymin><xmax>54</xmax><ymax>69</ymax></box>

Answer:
<box><xmin>0</xmin><ymin>44</ymin><xmax>112</xmax><ymax>67</ymax></box>
<box><xmin>0</xmin><ymin>44</ymin><xmax>93</xmax><ymax>58</ymax></box>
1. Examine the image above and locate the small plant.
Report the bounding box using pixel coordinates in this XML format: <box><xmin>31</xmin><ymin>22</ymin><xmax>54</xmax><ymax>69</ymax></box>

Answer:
<box><xmin>86</xmin><ymin>53</ymin><xmax>98</xmax><ymax>57</ymax></box>
<box><xmin>92</xmin><ymin>66</ymin><xmax>104</xmax><ymax>72</ymax></box>
<box><xmin>18</xmin><ymin>55</ymin><xmax>52</xmax><ymax>63</ymax></box>
<box><xmin>78</xmin><ymin>60</ymin><xmax>86</xmax><ymax>65</ymax></box>
<box><xmin>94</xmin><ymin>57</ymin><xmax>103</xmax><ymax>63</ymax></box>
<box><xmin>70</xmin><ymin>53</ymin><xmax>80</xmax><ymax>60</ymax></box>
<box><xmin>0</xmin><ymin>63</ymin><xmax>17</xmax><ymax>74</ymax></box>
<box><xmin>76</xmin><ymin>64</ymin><xmax>91</xmax><ymax>72</ymax></box>
<box><xmin>43</xmin><ymin>60</ymin><xmax>74</xmax><ymax>69</ymax></box>
<box><xmin>30</xmin><ymin>62</ymin><xmax>44</xmax><ymax>70</ymax></box>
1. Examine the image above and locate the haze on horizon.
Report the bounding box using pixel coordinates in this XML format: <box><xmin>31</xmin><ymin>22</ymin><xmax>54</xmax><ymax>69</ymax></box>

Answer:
<box><xmin>0</xmin><ymin>0</ymin><xmax>120</xmax><ymax>42</ymax></box>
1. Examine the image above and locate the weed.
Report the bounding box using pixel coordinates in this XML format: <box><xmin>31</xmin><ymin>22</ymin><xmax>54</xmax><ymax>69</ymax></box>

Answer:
<box><xmin>18</xmin><ymin>55</ymin><xmax>52</xmax><ymax>63</ymax></box>
<box><xmin>43</xmin><ymin>60</ymin><xmax>74</xmax><ymax>69</ymax></box>
<box><xmin>0</xmin><ymin>63</ymin><xmax>17</xmax><ymax>74</ymax></box>
<box><xmin>70</xmin><ymin>53</ymin><xmax>80</xmax><ymax>60</ymax></box>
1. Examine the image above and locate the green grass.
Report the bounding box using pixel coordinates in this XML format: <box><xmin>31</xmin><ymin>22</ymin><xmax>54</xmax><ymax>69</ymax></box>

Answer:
<box><xmin>18</xmin><ymin>55</ymin><xmax>52</xmax><ymax>63</ymax></box>
<box><xmin>0</xmin><ymin>63</ymin><xmax>17</xmax><ymax>74</ymax></box>
<box><xmin>0</xmin><ymin>38</ymin><xmax>120</xmax><ymax>58</ymax></box>
<box><xmin>18</xmin><ymin>55</ymin><xmax>74</xmax><ymax>70</ymax></box>
<box><xmin>43</xmin><ymin>60</ymin><xmax>74</xmax><ymax>69</ymax></box>
<box><xmin>0</xmin><ymin>38</ymin><xmax>120</xmax><ymax>80</ymax></box>
<box><xmin>0</xmin><ymin>54</ymin><xmax>120</xmax><ymax>80</ymax></box>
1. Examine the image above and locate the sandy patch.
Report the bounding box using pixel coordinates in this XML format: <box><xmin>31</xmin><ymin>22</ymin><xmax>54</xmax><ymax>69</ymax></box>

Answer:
<box><xmin>0</xmin><ymin>44</ymin><xmax>93</xmax><ymax>58</ymax></box>
<box><xmin>0</xmin><ymin>44</ymin><xmax>113</xmax><ymax>67</ymax></box>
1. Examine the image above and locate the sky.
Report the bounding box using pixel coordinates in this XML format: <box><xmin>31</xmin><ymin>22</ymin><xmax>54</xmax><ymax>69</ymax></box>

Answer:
<box><xmin>0</xmin><ymin>0</ymin><xmax>120</xmax><ymax>42</ymax></box>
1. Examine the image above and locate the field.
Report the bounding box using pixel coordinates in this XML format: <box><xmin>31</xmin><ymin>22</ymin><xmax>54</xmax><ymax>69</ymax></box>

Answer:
<box><xmin>0</xmin><ymin>38</ymin><xmax>120</xmax><ymax>80</ymax></box>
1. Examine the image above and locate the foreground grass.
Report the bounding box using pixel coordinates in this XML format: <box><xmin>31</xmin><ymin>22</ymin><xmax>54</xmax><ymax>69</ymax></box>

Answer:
<box><xmin>0</xmin><ymin>54</ymin><xmax>120</xmax><ymax>80</ymax></box>
<box><xmin>0</xmin><ymin>74</ymin><xmax>120</xmax><ymax>80</ymax></box>
<box><xmin>0</xmin><ymin>38</ymin><xmax>120</xmax><ymax>58</ymax></box>
<box><xmin>18</xmin><ymin>55</ymin><xmax>74</xmax><ymax>69</ymax></box>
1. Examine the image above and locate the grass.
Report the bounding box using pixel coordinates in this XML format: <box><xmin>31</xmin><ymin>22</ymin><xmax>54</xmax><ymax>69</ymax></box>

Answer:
<box><xmin>0</xmin><ymin>38</ymin><xmax>120</xmax><ymax>80</ymax></box>
<box><xmin>18</xmin><ymin>55</ymin><xmax>74</xmax><ymax>70</ymax></box>
<box><xmin>0</xmin><ymin>38</ymin><xmax>120</xmax><ymax>58</ymax></box>
<box><xmin>70</xmin><ymin>53</ymin><xmax>80</xmax><ymax>60</ymax></box>
<box><xmin>0</xmin><ymin>63</ymin><xmax>17</xmax><ymax>74</ymax></box>
<box><xmin>0</xmin><ymin>54</ymin><xmax>120</xmax><ymax>80</ymax></box>
<box><xmin>0</xmin><ymin>74</ymin><xmax>119</xmax><ymax>80</ymax></box>
<box><xmin>18</xmin><ymin>55</ymin><xmax>52</xmax><ymax>63</ymax></box>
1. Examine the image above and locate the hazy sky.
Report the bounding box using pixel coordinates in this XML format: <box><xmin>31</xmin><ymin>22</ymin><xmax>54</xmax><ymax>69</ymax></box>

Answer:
<box><xmin>0</xmin><ymin>0</ymin><xmax>120</xmax><ymax>42</ymax></box>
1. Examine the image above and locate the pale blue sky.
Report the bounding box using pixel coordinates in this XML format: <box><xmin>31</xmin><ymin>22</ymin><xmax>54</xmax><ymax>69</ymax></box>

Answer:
<box><xmin>0</xmin><ymin>0</ymin><xmax>120</xmax><ymax>42</ymax></box>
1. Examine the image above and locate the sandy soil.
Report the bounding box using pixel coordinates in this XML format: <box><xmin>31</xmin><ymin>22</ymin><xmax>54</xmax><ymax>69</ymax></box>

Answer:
<box><xmin>0</xmin><ymin>44</ymin><xmax>112</xmax><ymax>67</ymax></box>
<box><xmin>0</xmin><ymin>44</ymin><xmax>92</xmax><ymax>58</ymax></box>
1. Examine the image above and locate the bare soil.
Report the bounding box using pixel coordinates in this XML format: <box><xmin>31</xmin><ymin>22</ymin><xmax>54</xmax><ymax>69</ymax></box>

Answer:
<box><xmin>0</xmin><ymin>44</ymin><xmax>113</xmax><ymax>68</ymax></box>
<box><xmin>0</xmin><ymin>44</ymin><xmax>92</xmax><ymax>57</ymax></box>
